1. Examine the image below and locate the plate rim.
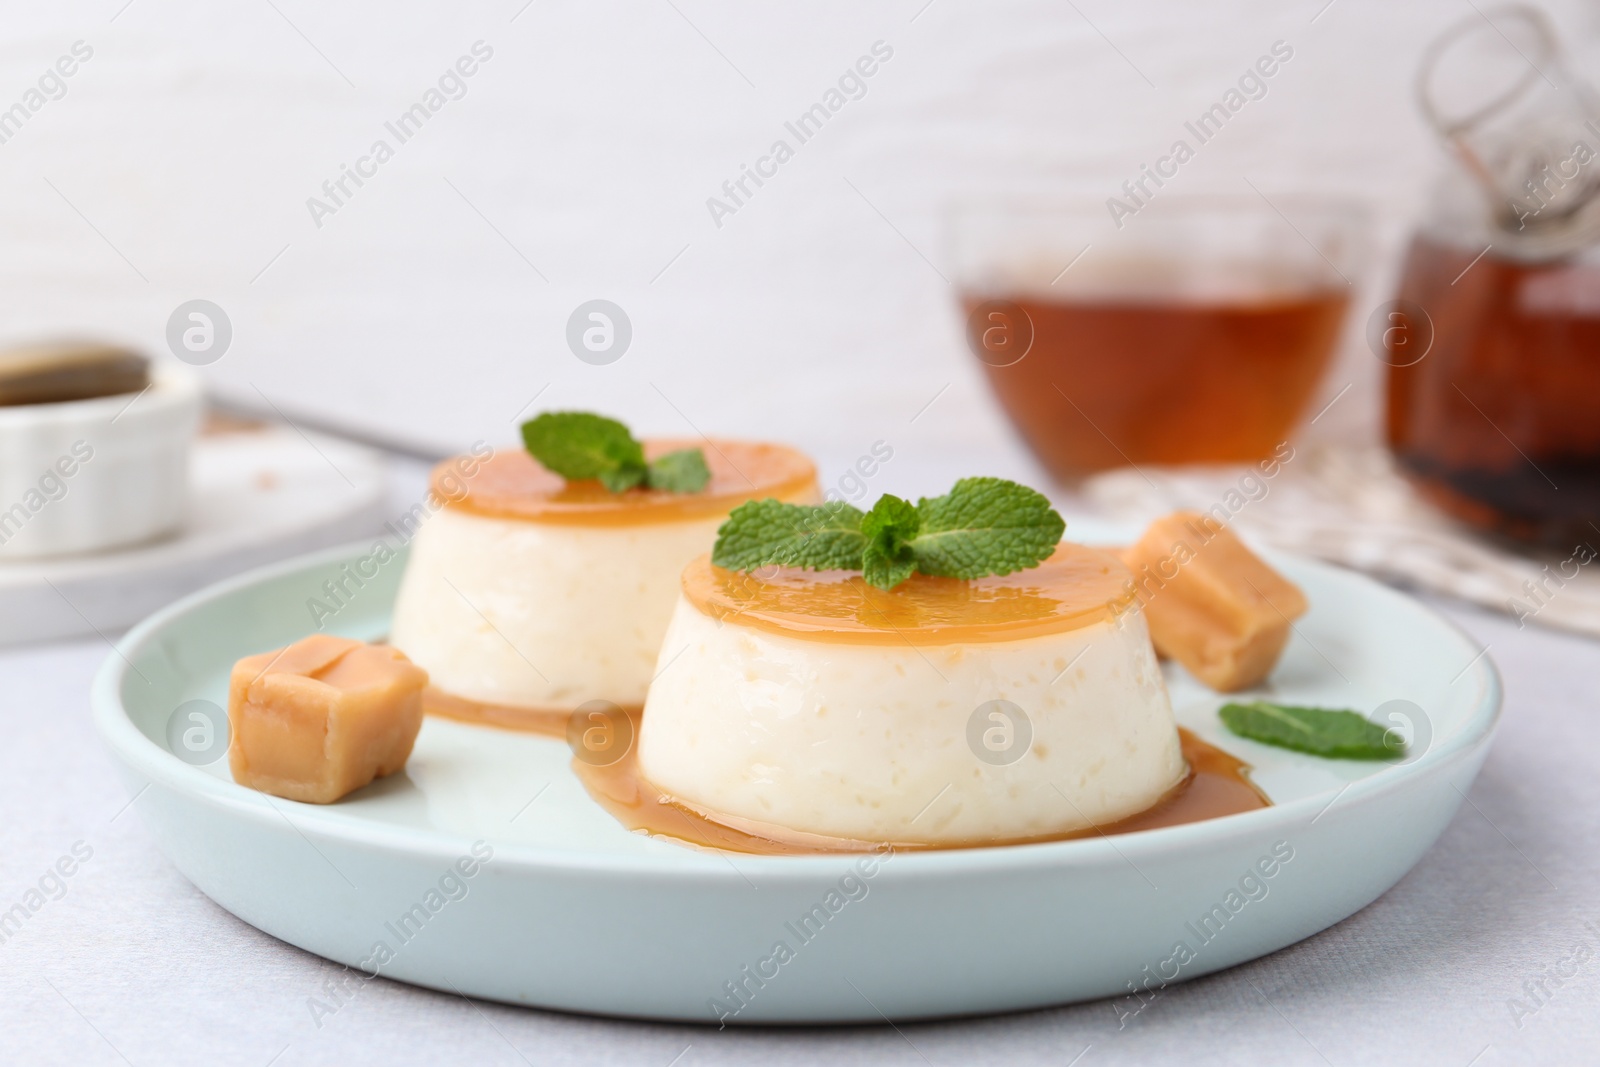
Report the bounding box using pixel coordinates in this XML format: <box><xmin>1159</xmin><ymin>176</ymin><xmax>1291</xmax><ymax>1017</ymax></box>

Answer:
<box><xmin>92</xmin><ymin>536</ymin><xmax>1503</xmax><ymax>881</ymax></box>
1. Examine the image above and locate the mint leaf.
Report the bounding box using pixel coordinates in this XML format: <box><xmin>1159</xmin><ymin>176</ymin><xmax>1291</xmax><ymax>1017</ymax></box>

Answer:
<box><xmin>599</xmin><ymin>466</ymin><xmax>648</xmax><ymax>493</ymax></box>
<box><xmin>712</xmin><ymin>499</ymin><xmax>866</xmax><ymax>572</ymax></box>
<box><xmin>861</xmin><ymin>495</ymin><xmax>919</xmax><ymax>591</ymax></box>
<box><xmin>1219</xmin><ymin>701</ymin><xmax>1402</xmax><ymax>760</ymax></box>
<box><xmin>710</xmin><ymin>477</ymin><xmax>1066</xmax><ymax>590</ymax></box>
<box><xmin>522</xmin><ymin>412</ymin><xmax>645</xmax><ymax>482</ymax></box>
<box><xmin>647</xmin><ymin>448</ymin><xmax>712</xmax><ymax>493</ymax></box>
<box><xmin>908</xmin><ymin>477</ymin><xmax>1065</xmax><ymax>580</ymax></box>
<box><xmin>863</xmin><ymin>548</ymin><xmax>916</xmax><ymax>590</ymax></box>
<box><xmin>520</xmin><ymin>411</ymin><xmax>707</xmax><ymax>494</ymax></box>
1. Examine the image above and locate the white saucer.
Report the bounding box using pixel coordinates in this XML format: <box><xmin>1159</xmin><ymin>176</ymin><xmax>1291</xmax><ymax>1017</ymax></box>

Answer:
<box><xmin>0</xmin><ymin>426</ymin><xmax>386</xmax><ymax>645</ymax></box>
<box><xmin>92</xmin><ymin>525</ymin><xmax>1500</xmax><ymax>1024</ymax></box>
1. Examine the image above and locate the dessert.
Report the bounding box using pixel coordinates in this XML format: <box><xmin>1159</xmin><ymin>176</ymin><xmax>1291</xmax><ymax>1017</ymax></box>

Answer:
<box><xmin>635</xmin><ymin>479</ymin><xmax>1190</xmax><ymax>846</ymax></box>
<box><xmin>1121</xmin><ymin>511</ymin><xmax>1308</xmax><ymax>692</ymax></box>
<box><xmin>228</xmin><ymin>634</ymin><xmax>428</xmax><ymax>803</ymax></box>
<box><xmin>638</xmin><ymin>547</ymin><xmax>1187</xmax><ymax>845</ymax></box>
<box><xmin>390</xmin><ymin>413</ymin><xmax>817</xmax><ymax>727</ymax></box>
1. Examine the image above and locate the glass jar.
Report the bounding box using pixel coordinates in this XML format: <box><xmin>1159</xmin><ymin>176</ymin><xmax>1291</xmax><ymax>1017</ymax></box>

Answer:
<box><xmin>1386</xmin><ymin>6</ymin><xmax>1600</xmax><ymax>544</ymax></box>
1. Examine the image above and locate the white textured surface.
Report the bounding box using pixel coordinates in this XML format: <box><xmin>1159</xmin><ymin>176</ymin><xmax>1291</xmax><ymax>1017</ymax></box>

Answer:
<box><xmin>5</xmin><ymin>0</ymin><xmax>1600</xmax><ymax>1060</ymax></box>
<box><xmin>639</xmin><ymin>597</ymin><xmax>1184</xmax><ymax>842</ymax></box>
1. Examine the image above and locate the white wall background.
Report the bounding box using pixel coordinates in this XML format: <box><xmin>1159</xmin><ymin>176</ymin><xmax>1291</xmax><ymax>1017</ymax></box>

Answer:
<box><xmin>2</xmin><ymin>0</ymin><xmax>1598</xmax><ymax>498</ymax></box>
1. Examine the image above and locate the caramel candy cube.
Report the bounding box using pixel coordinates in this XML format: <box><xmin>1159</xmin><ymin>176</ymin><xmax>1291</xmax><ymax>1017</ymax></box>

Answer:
<box><xmin>1122</xmin><ymin>512</ymin><xmax>1308</xmax><ymax>693</ymax></box>
<box><xmin>228</xmin><ymin>634</ymin><xmax>428</xmax><ymax>804</ymax></box>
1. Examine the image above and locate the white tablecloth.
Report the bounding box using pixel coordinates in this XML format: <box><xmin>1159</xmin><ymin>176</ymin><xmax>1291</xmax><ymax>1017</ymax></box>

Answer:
<box><xmin>3</xmin><ymin>464</ymin><xmax>1598</xmax><ymax>1067</ymax></box>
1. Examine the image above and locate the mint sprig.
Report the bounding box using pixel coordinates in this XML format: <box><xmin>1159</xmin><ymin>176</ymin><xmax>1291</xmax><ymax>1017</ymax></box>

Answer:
<box><xmin>1219</xmin><ymin>701</ymin><xmax>1404</xmax><ymax>760</ymax></box>
<box><xmin>711</xmin><ymin>476</ymin><xmax>1065</xmax><ymax>591</ymax></box>
<box><xmin>520</xmin><ymin>411</ymin><xmax>711</xmax><ymax>494</ymax></box>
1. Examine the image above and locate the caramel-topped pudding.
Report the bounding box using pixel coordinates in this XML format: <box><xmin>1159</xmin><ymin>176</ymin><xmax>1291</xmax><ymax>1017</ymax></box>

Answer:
<box><xmin>389</xmin><ymin>439</ymin><xmax>818</xmax><ymax>721</ymax></box>
<box><xmin>637</xmin><ymin>543</ymin><xmax>1187</xmax><ymax>846</ymax></box>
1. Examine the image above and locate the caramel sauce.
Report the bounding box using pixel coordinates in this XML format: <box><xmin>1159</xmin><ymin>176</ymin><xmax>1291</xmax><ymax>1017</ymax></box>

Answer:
<box><xmin>425</xmin><ymin>693</ymin><xmax>1267</xmax><ymax>855</ymax></box>
<box><xmin>436</xmin><ymin>439</ymin><xmax>816</xmax><ymax>526</ymax></box>
<box><xmin>679</xmin><ymin>543</ymin><xmax>1136</xmax><ymax>646</ymax></box>
<box><xmin>423</xmin><ymin>687</ymin><xmax>603</xmax><ymax>735</ymax></box>
<box><xmin>574</xmin><ymin>722</ymin><xmax>1268</xmax><ymax>856</ymax></box>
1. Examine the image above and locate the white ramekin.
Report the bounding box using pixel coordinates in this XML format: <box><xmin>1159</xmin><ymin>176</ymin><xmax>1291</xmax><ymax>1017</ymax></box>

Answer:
<box><xmin>0</xmin><ymin>364</ymin><xmax>202</xmax><ymax>559</ymax></box>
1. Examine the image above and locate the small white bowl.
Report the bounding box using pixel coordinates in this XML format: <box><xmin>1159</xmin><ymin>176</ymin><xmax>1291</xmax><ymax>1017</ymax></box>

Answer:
<box><xmin>0</xmin><ymin>365</ymin><xmax>202</xmax><ymax>559</ymax></box>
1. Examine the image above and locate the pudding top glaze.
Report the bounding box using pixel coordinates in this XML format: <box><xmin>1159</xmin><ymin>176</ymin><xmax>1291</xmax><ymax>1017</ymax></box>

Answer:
<box><xmin>436</xmin><ymin>439</ymin><xmax>816</xmax><ymax>526</ymax></box>
<box><xmin>682</xmin><ymin>542</ymin><xmax>1136</xmax><ymax>645</ymax></box>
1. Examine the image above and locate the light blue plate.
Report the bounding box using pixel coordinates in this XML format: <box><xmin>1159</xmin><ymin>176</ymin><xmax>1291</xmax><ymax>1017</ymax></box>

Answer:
<box><xmin>92</xmin><ymin>526</ymin><xmax>1500</xmax><ymax>1024</ymax></box>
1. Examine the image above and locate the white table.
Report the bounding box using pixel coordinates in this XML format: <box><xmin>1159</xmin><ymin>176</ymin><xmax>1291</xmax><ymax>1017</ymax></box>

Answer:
<box><xmin>3</xmin><ymin>463</ymin><xmax>1597</xmax><ymax>1067</ymax></box>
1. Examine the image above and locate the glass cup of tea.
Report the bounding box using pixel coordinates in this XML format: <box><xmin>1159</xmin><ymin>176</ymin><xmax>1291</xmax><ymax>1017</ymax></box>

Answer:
<box><xmin>947</xmin><ymin>195</ymin><xmax>1368</xmax><ymax>481</ymax></box>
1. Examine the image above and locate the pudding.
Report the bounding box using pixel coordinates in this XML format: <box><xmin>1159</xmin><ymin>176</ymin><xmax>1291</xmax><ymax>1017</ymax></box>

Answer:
<box><xmin>636</xmin><ymin>544</ymin><xmax>1187</xmax><ymax>846</ymax></box>
<box><xmin>389</xmin><ymin>439</ymin><xmax>817</xmax><ymax>723</ymax></box>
